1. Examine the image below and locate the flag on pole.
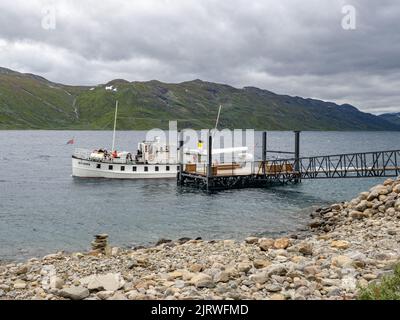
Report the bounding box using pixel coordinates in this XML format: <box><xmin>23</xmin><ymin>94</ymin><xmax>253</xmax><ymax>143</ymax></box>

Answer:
<box><xmin>66</xmin><ymin>138</ymin><xmax>75</xmax><ymax>145</ymax></box>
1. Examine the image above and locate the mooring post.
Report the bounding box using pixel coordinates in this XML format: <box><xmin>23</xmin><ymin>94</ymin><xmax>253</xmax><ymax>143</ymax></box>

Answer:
<box><xmin>294</xmin><ymin>131</ymin><xmax>301</xmax><ymax>183</ymax></box>
<box><xmin>262</xmin><ymin>131</ymin><xmax>267</xmax><ymax>175</ymax></box>
<box><xmin>178</xmin><ymin>131</ymin><xmax>184</xmax><ymax>185</ymax></box>
<box><xmin>207</xmin><ymin>131</ymin><xmax>213</xmax><ymax>190</ymax></box>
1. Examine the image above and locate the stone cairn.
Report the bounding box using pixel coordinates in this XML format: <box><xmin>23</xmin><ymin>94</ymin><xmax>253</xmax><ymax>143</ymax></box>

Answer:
<box><xmin>91</xmin><ymin>234</ymin><xmax>110</xmax><ymax>255</ymax></box>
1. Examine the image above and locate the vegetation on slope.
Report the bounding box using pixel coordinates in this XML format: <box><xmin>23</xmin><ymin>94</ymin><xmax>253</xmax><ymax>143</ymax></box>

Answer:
<box><xmin>0</xmin><ymin>67</ymin><xmax>399</xmax><ymax>130</ymax></box>
<box><xmin>0</xmin><ymin>67</ymin><xmax>87</xmax><ymax>129</ymax></box>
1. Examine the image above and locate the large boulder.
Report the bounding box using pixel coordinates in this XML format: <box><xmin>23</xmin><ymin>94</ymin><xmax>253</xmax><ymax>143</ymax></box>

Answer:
<box><xmin>297</xmin><ymin>242</ymin><xmax>313</xmax><ymax>256</ymax></box>
<box><xmin>253</xmin><ymin>259</ymin><xmax>271</xmax><ymax>269</ymax></box>
<box><xmin>249</xmin><ymin>272</ymin><xmax>268</xmax><ymax>284</ymax></box>
<box><xmin>367</xmin><ymin>191</ymin><xmax>379</xmax><ymax>201</ymax></box>
<box><xmin>331</xmin><ymin>203</ymin><xmax>343</xmax><ymax>210</ymax></box>
<box><xmin>395</xmin><ymin>199</ymin><xmax>400</xmax><ymax>210</ymax></box>
<box><xmin>237</xmin><ymin>262</ymin><xmax>252</xmax><ymax>273</ymax></box>
<box><xmin>50</xmin><ymin>276</ymin><xmax>64</xmax><ymax>290</ymax></box>
<box><xmin>350</xmin><ymin>211</ymin><xmax>368</xmax><ymax>220</ymax></box>
<box><xmin>331</xmin><ymin>255</ymin><xmax>353</xmax><ymax>268</ymax></box>
<box><xmin>13</xmin><ymin>279</ymin><xmax>27</xmax><ymax>289</ymax></box>
<box><xmin>370</xmin><ymin>185</ymin><xmax>390</xmax><ymax>196</ymax></box>
<box><xmin>383</xmin><ymin>178</ymin><xmax>394</xmax><ymax>186</ymax></box>
<box><xmin>265</xmin><ymin>264</ymin><xmax>288</xmax><ymax>276</ymax></box>
<box><xmin>355</xmin><ymin>200</ymin><xmax>369</xmax><ymax>212</ymax></box>
<box><xmin>15</xmin><ymin>265</ymin><xmax>29</xmax><ymax>275</ymax></box>
<box><xmin>331</xmin><ymin>240</ymin><xmax>350</xmax><ymax>250</ymax></box>
<box><xmin>214</xmin><ymin>271</ymin><xmax>230</xmax><ymax>283</ymax></box>
<box><xmin>245</xmin><ymin>237</ymin><xmax>259</xmax><ymax>244</ymax></box>
<box><xmin>393</xmin><ymin>184</ymin><xmax>400</xmax><ymax>193</ymax></box>
<box><xmin>59</xmin><ymin>287</ymin><xmax>90</xmax><ymax>300</ymax></box>
<box><xmin>358</xmin><ymin>192</ymin><xmax>370</xmax><ymax>200</ymax></box>
<box><xmin>258</xmin><ymin>238</ymin><xmax>274</xmax><ymax>251</ymax></box>
<box><xmin>309</xmin><ymin>219</ymin><xmax>322</xmax><ymax>228</ymax></box>
<box><xmin>273</xmin><ymin>238</ymin><xmax>290</xmax><ymax>250</ymax></box>
<box><xmin>80</xmin><ymin>273</ymin><xmax>125</xmax><ymax>292</ymax></box>
<box><xmin>191</xmin><ymin>273</ymin><xmax>214</xmax><ymax>288</ymax></box>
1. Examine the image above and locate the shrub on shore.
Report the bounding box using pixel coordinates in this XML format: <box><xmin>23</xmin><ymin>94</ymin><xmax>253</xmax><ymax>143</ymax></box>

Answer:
<box><xmin>358</xmin><ymin>263</ymin><xmax>400</xmax><ymax>300</ymax></box>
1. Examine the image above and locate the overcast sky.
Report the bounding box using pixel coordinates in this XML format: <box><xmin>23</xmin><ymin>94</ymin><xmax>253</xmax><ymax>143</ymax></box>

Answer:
<box><xmin>0</xmin><ymin>0</ymin><xmax>399</xmax><ymax>114</ymax></box>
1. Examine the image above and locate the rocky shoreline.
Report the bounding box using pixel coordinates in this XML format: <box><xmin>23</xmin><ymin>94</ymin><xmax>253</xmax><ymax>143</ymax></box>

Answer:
<box><xmin>1</xmin><ymin>178</ymin><xmax>400</xmax><ymax>300</ymax></box>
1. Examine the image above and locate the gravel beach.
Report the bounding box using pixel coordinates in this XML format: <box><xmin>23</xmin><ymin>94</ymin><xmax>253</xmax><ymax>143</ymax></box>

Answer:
<box><xmin>1</xmin><ymin>178</ymin><xmax>400</xmax><ymax>300</ymax></box>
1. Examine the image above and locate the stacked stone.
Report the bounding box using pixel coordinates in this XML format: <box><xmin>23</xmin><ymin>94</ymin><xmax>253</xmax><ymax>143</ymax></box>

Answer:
<box><xmin>91</xmin><ymin>234</ymin><xmax>109</xmax><ymax>254</ymax></box>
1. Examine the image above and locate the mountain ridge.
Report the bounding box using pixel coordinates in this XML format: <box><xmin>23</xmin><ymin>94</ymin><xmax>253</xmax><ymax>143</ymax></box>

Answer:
<box><xmin>0</xmin><ymin>67</ymin><xmax>398</xmax><ymax>131</ymax></box>
<box><xmin>379</xmin><ymin>112</ymin><xmax>400</xmax><ymax>126</ymax></box>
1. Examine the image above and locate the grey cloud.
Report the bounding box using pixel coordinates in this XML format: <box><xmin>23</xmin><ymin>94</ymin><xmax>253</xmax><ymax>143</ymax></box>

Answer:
<box><xmin>0</xmin><ymin>0</ymin><xmax>399</xmax><ymax>113</ymax></box>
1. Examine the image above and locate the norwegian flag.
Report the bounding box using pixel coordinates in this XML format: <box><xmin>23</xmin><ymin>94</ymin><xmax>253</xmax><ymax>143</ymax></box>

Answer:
<box><xmin>66</xmin><ymin>138</ymin><xmax>75</xmax><ymax>145</ymax></box>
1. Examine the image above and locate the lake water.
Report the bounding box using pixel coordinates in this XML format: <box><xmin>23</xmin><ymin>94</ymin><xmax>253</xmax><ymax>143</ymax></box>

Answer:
<box><xmin>1</xmin><ymin>130</ymin><xmax>399</xmax><ymax>261</ymax></box>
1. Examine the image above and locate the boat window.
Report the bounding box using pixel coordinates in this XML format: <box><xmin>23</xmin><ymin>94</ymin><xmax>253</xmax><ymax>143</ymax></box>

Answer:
<box><xmin>109</xmin><ymin>165</ymin><xmax>113</xmax><ymax>170</ymax></box>
<box><xmin>166</xmin><ymin>166</ymin><xmax>170</xmax><ymax>171</ymax></box>
<box><xmin>96</xmin><ymin>164</ymin><xmax>101</xmax><ymax>169</ymax></box>
<box><xmin>121</xmin><ymin>166</ymin><xmax>125</xmax><ymax>171</ymax></box>
<box><xmin>144</xmin><ymin>166</ymin><xmax>149</xmax><ymax>172</ymax></box>
<box><xmin>155</xmin><ymin>166</ymin><xmax>159</xmax><ymax>172</ymax></box>
<box><xmin>132</xmin><ymin>166</ymin><xmax>137</xmax><ymax>172</ymax></box>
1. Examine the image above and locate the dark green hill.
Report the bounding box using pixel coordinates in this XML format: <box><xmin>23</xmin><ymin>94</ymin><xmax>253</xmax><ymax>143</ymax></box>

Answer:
<box><xmin>0</xmin><ymin>67</ymin><xmax>398</xmax><ymax>130</ymax></box>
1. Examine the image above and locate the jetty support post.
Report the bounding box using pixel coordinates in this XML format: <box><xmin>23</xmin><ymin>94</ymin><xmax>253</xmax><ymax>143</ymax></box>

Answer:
<box><xmin>207</xmin><ymin>131</ymin><xmax>213</xmax><ymax>191</ymax></box>
<box><xmin>294</xmin><ymin>131</ymin><xmax>301</xmax><ymax>183</ymax></box>
<box><xmin>262</xmin><ymin>131</ymin><xmax>267</xmax><ymax>175</ymax></box>
<box><xmin>178</xmin><ymin>131</ymin><xmax>184</xmax><ymax>186</ymax></box>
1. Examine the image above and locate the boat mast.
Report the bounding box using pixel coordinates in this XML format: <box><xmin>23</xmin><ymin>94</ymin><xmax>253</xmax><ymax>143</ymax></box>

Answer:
<box><xmin>212</xmin><ymin>104</ymin><xmax>222</xmax><ymax>139</ymax></box>
<box><xmin>111</xmin><ymin>100</ymin><xmax>118</xmax><ymax>151</ymax></box>
<box><xmin>214</xmin><ymin>104</ymin><xmax>222</xmax><ymax>132</ymax></box>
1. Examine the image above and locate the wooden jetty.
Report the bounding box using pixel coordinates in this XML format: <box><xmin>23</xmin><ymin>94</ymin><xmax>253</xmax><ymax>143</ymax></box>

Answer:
<box><xmin>177</xmin><ymin>131</ymin><xmax>400</xmax><ymax>191</ymax></box>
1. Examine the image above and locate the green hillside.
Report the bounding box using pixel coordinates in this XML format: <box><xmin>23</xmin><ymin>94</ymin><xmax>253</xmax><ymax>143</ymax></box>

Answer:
<box><xmin>0</xmin><ymin>67</ymin><xmax>87</xmax><ymax>129</ymax></box>
<box><xmin>0</xmin><ymin>67</ymin><xmax>398</xmax><ymax>130</ymax></box>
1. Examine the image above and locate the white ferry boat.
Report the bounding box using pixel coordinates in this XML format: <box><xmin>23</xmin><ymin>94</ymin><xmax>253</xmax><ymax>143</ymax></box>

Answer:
<box><xmin>72</xmin><ymin>101</ymin><xmax>179</xmax><ymax>179</ymax></box>
<box><xmin>72</xmin><ymin>137</ymin><xmax>179</xmax><ymax>179</ymax></box>
<box><xmin>72</xmin><ymin>102</ymin><xmax>253</xmax><ymax>179</ymax></box>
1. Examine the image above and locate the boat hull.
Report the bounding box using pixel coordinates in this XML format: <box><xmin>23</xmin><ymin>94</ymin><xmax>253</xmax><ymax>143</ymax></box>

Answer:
<box><xmin>72</xmin><ymin>157</ymin><xmax>178</xmax><ymax>179</ymax></box>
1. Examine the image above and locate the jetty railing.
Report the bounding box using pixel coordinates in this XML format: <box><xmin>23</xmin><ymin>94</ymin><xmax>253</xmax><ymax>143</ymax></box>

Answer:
<box><xmin>183</xmin><ymin>150</ymin><xmax>400</xmax><ymax>178</ymax></box>
<box><xmin>178</xmin><ymin>131</ymin><xmax>400</xmax><ymax>190</ymax></box>
<box><xmin>263</xmin><ymin>149</ymin><xmax>400</xmax><ymax>181</ymax></box>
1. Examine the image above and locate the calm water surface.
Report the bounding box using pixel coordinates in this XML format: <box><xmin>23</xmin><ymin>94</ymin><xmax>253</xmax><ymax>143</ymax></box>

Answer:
<box><xmin>1</xmin><ymin>130</ymin><xmax>399</xmax><ymax>261</ymax></box>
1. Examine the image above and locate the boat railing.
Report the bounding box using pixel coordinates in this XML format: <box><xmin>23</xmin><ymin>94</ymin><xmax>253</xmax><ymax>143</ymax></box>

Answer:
<box><xmin>73</xmin><ymin>148</ymin><xmax>178</xmax><ymax>165</ymax></box>
<box><xmin>73</xmin><ymin>148</ymin><xmax>92</xmax><ymax>160</ymax></box>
